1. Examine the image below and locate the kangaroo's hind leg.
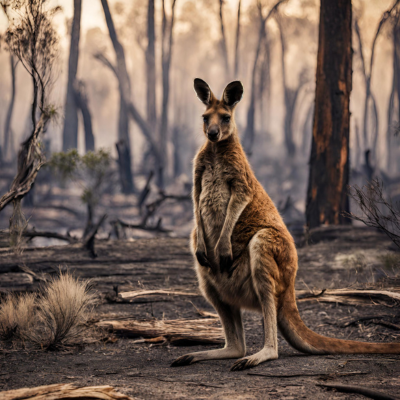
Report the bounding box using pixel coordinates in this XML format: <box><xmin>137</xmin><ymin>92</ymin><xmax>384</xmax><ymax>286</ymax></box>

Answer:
<box><xmin>231</xmin><ymin>230</ymin><xmax>279</xmax><ymax>371</ymax></box>
<box><xmin>171</xmin><ymin>280</ymin><xmax>245</xmax><ymax>367</ymax></box>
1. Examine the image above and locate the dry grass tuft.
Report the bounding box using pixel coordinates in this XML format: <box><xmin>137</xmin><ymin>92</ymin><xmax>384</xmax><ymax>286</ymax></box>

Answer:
<box><xmin>0</xmin><ymin>272</ymin><xmax>97</xmax><ymax>349</ymax></box>
<box><xmin>35</xmin><ymin>272</ymin><xmax>97</xmax><ymax>349</ymax></box>
<box><xmin>0</xmin><ymin>293</ymin><xmax>37</xmax><ymax>341</ymax></box>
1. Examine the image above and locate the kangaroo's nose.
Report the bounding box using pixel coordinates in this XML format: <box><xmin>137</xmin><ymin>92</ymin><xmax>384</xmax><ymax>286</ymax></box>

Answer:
<box><xmin>207</xmin><ymin>126</ymin><xmax>219</xmax><ymax>141</ymax></box>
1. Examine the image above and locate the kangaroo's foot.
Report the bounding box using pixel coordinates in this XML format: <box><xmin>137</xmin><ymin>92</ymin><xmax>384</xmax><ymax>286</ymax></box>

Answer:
<box><xmin>230</xmin><ymin>347</ymin><xmax>278</xmax><ymax>371</ymax></box>
<box><xmin>171</xmin><ymin>347</ymin><xmax>245</xmax><ymax>367</ymax></box>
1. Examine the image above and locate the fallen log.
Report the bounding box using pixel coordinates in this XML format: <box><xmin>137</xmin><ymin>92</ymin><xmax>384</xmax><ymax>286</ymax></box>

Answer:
<box><xmin>97</xmin><ymin>318</ymin><xmax>223</xmax><ymax>345</ymax></box>
<box><xmin>0</xmin><ymin>383</ymin><xmax>134</xmax><ymax>400</ymax></box>
<box><xmin>296</xmin><ymin>288</ymin><xmax>400</xmax><ymax>306</ymax></box>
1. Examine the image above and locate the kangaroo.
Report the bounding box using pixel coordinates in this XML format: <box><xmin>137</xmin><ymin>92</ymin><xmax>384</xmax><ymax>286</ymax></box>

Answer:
<box><xmin>171</xmin><ymin>78</ymin><xmax>400</xmax><ymax>371</ymax></box>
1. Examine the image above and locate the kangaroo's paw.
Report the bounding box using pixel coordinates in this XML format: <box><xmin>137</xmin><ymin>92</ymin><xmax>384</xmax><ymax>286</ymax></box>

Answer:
<box><xmin>230</xmin><ymin>348</ymin><xmax>278</xmax><ymax>371</ymax></box>
<box><xmin>170</xmin><ymin>354</ymin><xmax>195</xmax><ymax>367</ymax></box>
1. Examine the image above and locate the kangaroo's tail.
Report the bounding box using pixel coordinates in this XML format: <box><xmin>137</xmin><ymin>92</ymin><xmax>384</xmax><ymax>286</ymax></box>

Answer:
<box><xmin>277</xmin><ymin>288</ymin><xmax>400</xmax><ymax>355</ymax></box>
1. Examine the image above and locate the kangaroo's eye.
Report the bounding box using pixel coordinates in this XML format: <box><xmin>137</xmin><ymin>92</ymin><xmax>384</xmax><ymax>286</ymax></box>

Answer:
<box><xmin>203</xmin><ymin>116</ymin><xmax>209</xmax><ymax>124</ymax></box>
<box><xmin>222</xmin><ymin>116</ymin><xmax>231</xmax><ymax>123</ymax></box>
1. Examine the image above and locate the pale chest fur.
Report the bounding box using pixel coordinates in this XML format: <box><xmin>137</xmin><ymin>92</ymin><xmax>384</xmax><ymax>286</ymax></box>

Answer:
<box><xmin>199</xmin><ymin>159</ymin><xmax>230</xmax><ymax>251</ymax></box>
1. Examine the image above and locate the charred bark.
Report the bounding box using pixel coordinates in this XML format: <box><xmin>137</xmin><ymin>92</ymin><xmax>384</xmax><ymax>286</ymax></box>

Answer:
<box><xmin>62</xmin><ymin>0</ymin><xmax>81</xmax><ymax>151</ymax></box>
<box><xmin>306</xmin><ymin>0</ymin><xmax>352</xmax><ymax>229</ymax></box>
<box><xmin>74</xmin><ymin>80</ymin><xmax>95</xmax><ymax>152</ymax></box>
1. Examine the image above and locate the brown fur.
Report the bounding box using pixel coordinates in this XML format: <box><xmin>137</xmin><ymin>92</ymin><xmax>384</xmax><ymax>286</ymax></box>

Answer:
<box><xmin>171</xmin><ymin>79</ymin><xmax>400</xmax><ymax>371</ymax></box>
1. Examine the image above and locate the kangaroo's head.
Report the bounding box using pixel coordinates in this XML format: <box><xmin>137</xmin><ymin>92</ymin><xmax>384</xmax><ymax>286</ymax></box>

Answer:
<box><xmin>194</xmin><ymin>78</ymin><xmax>243</xmax><ymax>143</ymax></box>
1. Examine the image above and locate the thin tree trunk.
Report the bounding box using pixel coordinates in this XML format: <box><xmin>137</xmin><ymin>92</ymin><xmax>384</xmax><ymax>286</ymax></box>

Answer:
<box><xmin>242</xmin><ymin>0</ymin><xmax>286</xmax><ymax>155</ymax></box>
<box><xmin>74</xmin><ymin>80</ymin><xmax>95</xmax><ymax>152</ymax></box>
<box><xmin>219</xmin><ymin>0</ymin><xmax>230</xmax><ymax>78</ymax></box>
<box><xmin>354</xmin><ymin>17</ymin><xmax>379</xmax><ymax>162</ymax></box>
<box><xmin>306</xmin><ymin>0</ymin><xmax>352</xmax><ymax>229</ymax></box>
<box><xmin>361</xmin><ymin>1</ymin><xmax>400</xmax><ymax>152</ymax></box>
<box><xmin>100</xmin><ymin>0</ymin><xmax>135</xmax><ymax>193</ymax></box>
<box><xmin>159</xmin><ymin>0</ymin><xmax>177</xmax><ymax>188</ymax></box>
<box><xmin>3</xmin><ymin>54</ymin><xmax>17</xmax><ymax>162</ymax></box>
<box><xmin>387</xmin><ymin>26</ymin><xmax>397</xmax><ymax>172</ymax></box>
<box><xmin>275</xmin><ymin>14</ymin><xmax>296</xmax><ymax>157</ymax></box>
<box><xmin>146</xmin><ymin>0</ymin><xmax>157</xmax><ymax>129</ymax></box>
<box><xmin>62</xmin><ymin>0</ymin><xmax>81</xmax><ymax>151</ymax></box>
<box><xmin>395</xmin><ymin>21</ymin><xmax>400</xmax><ymax>174</ymax></box>
<box><xmin>302</xmin><ymin>102</ymin><xmax>314</xmax><ymax>157</ymax></box>
<box><xmin>242</xmin><ymin>5</ymin><xmax>264</xmax><ymax>155</ymax></box>
<box><xmin>233</xmin><ymin>0</ymin><xmax>241</xmax><ymax>78</ymax></box>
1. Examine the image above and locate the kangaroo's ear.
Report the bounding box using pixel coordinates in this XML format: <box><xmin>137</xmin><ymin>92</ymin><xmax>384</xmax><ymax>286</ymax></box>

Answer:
<box><xmin>222</xmin><ymin>81</ymin><xmax>243</xmax><ymax>108</ymax></box>
<box><xmin>194</xmin><ymin>78</ymin><xmax>215</xmax><ymax>106</ymax></box>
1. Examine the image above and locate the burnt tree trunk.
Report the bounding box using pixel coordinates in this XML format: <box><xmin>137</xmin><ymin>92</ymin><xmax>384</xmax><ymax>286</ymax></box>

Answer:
<box><xmin>62</xmin><ymin>0</ymin><xmax>81</xmax><ymax>151</ymax></box>
<box><xmin>100</xmin><ymin>0</ymin><xmax>135</xmax><ymax>193</ymax></box>
<box><xmin>306</xmin><ymin>0</ymin><xmax>352</xmax><ymax>229</ymax></box>
<box><xmin>3</xmin><ymin>55</ymin><xmax>17</xmax><ymax>162</ymax></box>
<box><xmin>74</xmin><ymin>80</ymin><xmax>95</xmax><ymax>152</ymax></box>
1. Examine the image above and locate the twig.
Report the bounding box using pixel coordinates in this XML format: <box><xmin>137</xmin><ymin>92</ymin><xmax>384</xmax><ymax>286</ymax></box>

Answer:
<box><xmin>248</xmin><ymin>371</ymin><xmax>369</xmax><ymax>378</ymax></box>
<box><xmin>317</xmin><ymin>383</ymin><xmax>399</xmax><ymax>400</ymax></box>
<box><xmin>339</xmin><ymin>315</ymin><xmax>400</xmax><ymax>330</ymax></box>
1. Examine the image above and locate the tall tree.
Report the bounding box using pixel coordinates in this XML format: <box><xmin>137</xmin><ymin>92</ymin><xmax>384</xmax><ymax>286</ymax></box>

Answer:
<box><xmin>158</xmin><ymin>0</ymin><xmax>177</xmax><ymax>188</ymax></box>
<box><xmin>146</xmin><ymin>0</ymin><xmax>157</xmax><ymax>130</ymax></box>
<box><xmin>100</xmin><ymin>0</ymin><xmax>135</xmax><ymax>193</ymax></box>
<box><xmin>275</xmin><ymin>13</ymin><xmax>297</xmax><ymax>157</ymax></box>
<box><xmin>361</xmin><ymin>1</ymin><xmax>400</xmax><ymax>159</ymax></box>
<box><xmin>62</xmin><ymin>0</ymin><xmax>82</xmax><ymax>151</ymax></box>
<box><xmin>242</xmin><ymin>0</ymin><xmax>286</xmax><ymax>155</ymax></box>
<box><xmin>306</xmin><ymin>0</ymin><xmax>352</xmax><ymax>229</ymax></box>
<box><xmin>0</xmin><ymin>0</ymin><xmax>59</xmax><ymax>215</ymax></box>
<box><xmin>2</xmin><ymin>54</ymin><xmax>18</xmax><ymax>162</ymax></box>
<box><xmin>218</xmin><ymin>0</ymin><xmax>230</xmax><ymax>78</ymax></box>
<box><xmin>387</xmin><ymin>8</ymin><xmax>400</xmax><ymax>172</ymax></box>
<box><xmin>353</xmin><ymin>17</ymin><xmax>379</xmax><ymax>162</ymax></box>
<box><xmin>233</xmin><ymin>0</ymin><xmax>241</xmax><ymax>78</ymax></box>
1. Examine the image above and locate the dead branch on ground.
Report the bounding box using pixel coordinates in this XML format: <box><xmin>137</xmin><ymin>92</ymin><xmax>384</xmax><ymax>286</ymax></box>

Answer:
<box><xmin>119</xmin><ymin>289</ymin><xmax>199</xmax><ymax>301</ymax></box>
<box><xmin>343</xmin><ymin>179</ymin><xmax>400</xmax><ymax>249</ymax></box>
<box><xmin>0</xmin><ymin>384</ymin><xmax>134</xmax><ymax>400</ymax></box>
<box><xmin>249</xmin><ymin>371</ymin><xmax>369</xmax><ymax>379</ymax></box>
<box><xmin>97</xmin><ymin>318</ymin><xmax>223</xmax><ymax>345</ymax></box>
<box><xmin>317</xmin><ymin>383</ymin><xmax>398</xmax><ymax>400</ymax></box>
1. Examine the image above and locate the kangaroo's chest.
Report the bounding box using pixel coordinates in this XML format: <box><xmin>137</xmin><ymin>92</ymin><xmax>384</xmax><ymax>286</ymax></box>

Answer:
<box><xmin>199</xmin><ymin>162</ymin><xmax>230</xmax><ymax>246</ymax></box>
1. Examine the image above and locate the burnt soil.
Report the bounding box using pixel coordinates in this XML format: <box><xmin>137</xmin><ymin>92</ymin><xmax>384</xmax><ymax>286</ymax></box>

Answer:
<box><xmin>1</xmin><ymin>226</ymin><xmax>400</xmax><ymax>399</ymax></box>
